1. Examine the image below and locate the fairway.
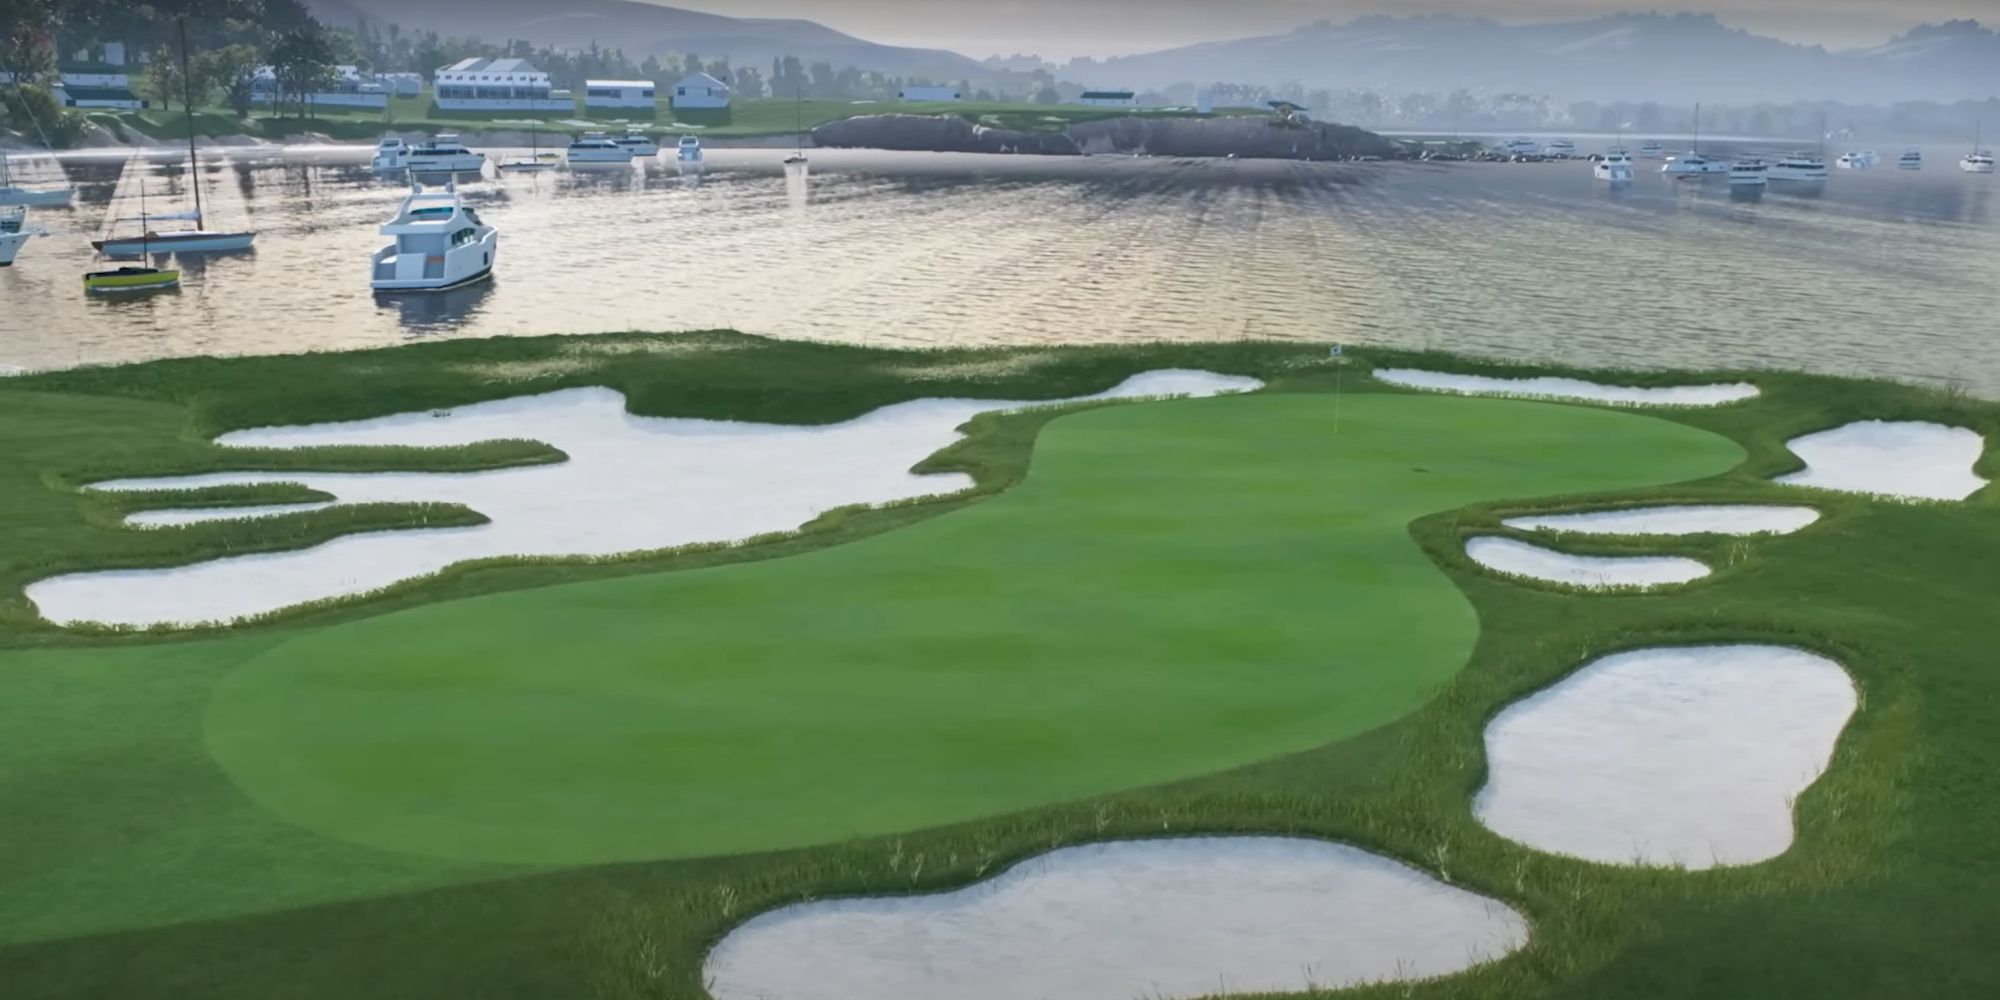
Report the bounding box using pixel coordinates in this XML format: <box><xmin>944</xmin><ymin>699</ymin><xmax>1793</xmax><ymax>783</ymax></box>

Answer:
<box><xmin>200</xmin><ymin>392</ymin><xmax>1740</xmax><ymax>864</ymax></box>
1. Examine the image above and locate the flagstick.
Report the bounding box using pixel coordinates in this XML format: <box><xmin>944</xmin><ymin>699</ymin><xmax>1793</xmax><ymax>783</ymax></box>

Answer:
<box><xmin>1330</xmin><ymin>345</ymin><xmax>1346</xmax><ymax>434</ymax></box>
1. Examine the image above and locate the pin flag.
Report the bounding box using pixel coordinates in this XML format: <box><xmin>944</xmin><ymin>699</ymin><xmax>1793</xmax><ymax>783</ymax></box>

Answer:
<box><xmin>1329</xmin><ymin>345</ymin><xmax>1344</xmax><ymax>358</ymax></box>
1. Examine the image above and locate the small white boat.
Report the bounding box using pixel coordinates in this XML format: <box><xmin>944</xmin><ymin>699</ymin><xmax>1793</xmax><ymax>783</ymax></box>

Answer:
<box><xmin>1</xmin><ymin>205</ymin><xmax>46</xmax><ymax>266</ymax></box>
<box><xmin>1769</xmin><ymin>154</ymin><xmax>1828</xmax><ymax>183</ymax></box>
<box><xmin>1836</xmin><ymin>152</ymin><xmax>1872</xmax><ymax>170</ymax></box>
<box><xmin>407</xmin><ymin>135</ymin><xmax>486</xmax><ymax>173</ymax></box>
<box><xmin>1594</xmin><ymin>151</ymin><xmax>1634</xmax><ymax>183</ymax></box>
<box><xmin>612</xmin><ymin>128</ymin><xmax>660</xmax><ymax>157</ymax></box>
<box><xmin>567</xmin><ymin>132</ymin><xmax>634</xmax><ymax>164</ymax></box>
<box><xmin>1638</xmin><ymin>141</ymin><xmax>1666</xmax><ymax>159</ymax></box>
<box><xmin>676</xmin><ymin>135</ymin><xmax>703</xmax><ymax>163</ymax></box>
<box><xmin>0</xmin><ymin>155</ymin><xmax>71</xmax><ymax>206</ymax></box>
<box><xmin>1967</xmin><ymin>152</ymin><xmax>1997</xmax><ymax>174</ymax></box>
<box><xmin>94</xmin><ymin>214</ymin><xmax>256</xmax><ymax>256</ymax></box>
<box><xmin>372</xmin><ymin>138</ymin><xmax>411</xmax><ymax>170</ymax></box>
<box><xmin>1663</xmin><ymin>152</ymin><xmax>1728</xmax><ymax>177</ymax></box>
<box><xmin>1541</xmin><ymin>139</ymin><xmax>1577</xmax><ymax>159</ymax></box>
<box><xmin>1898</xmin><ymin>148</ymin><xmax>1923</xmax><ymax>170</ymax></box>
<box><xmin>1503</xmin><ymin>137</ymin><xmax>1540</xmax><ymax>156</ymax></box>
<box><xmin>1729</xmin><ymin>159</ymin><xmax>1769</xmax><ymax>186</ymax></box>
<box><xmin>370</xmin><ymin>178</ymin><xmax>498</xmax><ymax>293</ymax></box>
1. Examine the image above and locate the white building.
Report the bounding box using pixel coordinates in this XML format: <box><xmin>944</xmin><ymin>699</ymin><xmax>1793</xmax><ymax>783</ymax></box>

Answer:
<box><xmin>379</xmin><ymin>72</ymin><xmax>424</xmax><ymax>97</ymax></box>
<box><xmin>1077</xmin><ymin>90</ymin><xmax>1137</xmax><ymax>108</ymax></box>
<box><xmin>898</xmin><ymin>85</ymin><xmax>962</xmax><ymax>102</ymax></box>
<box><xmin>250</xmin><ymin>65</ymin><xmax>388</xmax><ymax>109</ymax></box>
<box><xmin>433</xmin><ymin>58</ymin><xmax>570</xmax><ymax>112</ymax></box>
<box><xmin>585</xmin><ymin>79</ymin><xmax>657</xmax><ymax>110</ymax></box>
<box><xmin>670</xmin><ymin>72</ymin><xmax>731</xmax><ymax>109</ymax></box>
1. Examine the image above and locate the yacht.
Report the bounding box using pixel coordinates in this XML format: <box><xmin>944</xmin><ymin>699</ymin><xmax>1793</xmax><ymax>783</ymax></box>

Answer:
<box><xmin>93</xmin><ymin>213</ymin><xmax>255</xmax><ymax>255</ymax></box>
<box><xmin>1594</xmin><ymin>151</ymin><xmax>1634</xmax><ymax>183</ymax></box>
<box><xmin>1729</xmin><ymin>158</ymin><xmax>1770</xmax><ymax>186</ymax></box>
<box><xmin>676</xmin><ymin>135</ymin><xmax>703</xmax><ymax>163</ymax></box>
<box><xmin>406</xmin><ymin>135</ymin><xmax>486</xmax><ymax>173</ymax></box>
<box><xmin>370</xmin><ymin>179</ymin><xmax>498</xmax><ymax>293</ymax></box>
<box><xmin>1504</xmin><ymin>137</ymin><xmax>1540</xmax><ymax>156</ymax></box>
<box><xmin>1836</xmin><ymin>152</ymin><xmax>1871</xmax><ymax>170</ymax></box>
<box><xmin>1638</xmin><ymin>141</ymin><xmax>1666</xmax><ymax>159</ymax></box>
<box><xmin>612</xmin><ymin>129</ymin><xmax>661</xmax><ymax>157</ymax></box>
<box><xmin>1898</xmin><ymin>148</ymin><xmax>1923</xmax><ymax>170</ymax></box>
<box><xmin>1541</xmin><ymin>139</ymin><xmax>1577</xmax><ymax>159</ymax></box>
<box><xmin>1966</xmin><ymin>151</ymin><xmax>1997</xmax><ymax>174</ymax></box>
<box><xmin>1663</xmin><ymin>152</ymin><xmax>1728</xmax><ymax>177</ymax></box>
<box><xmin>567</xmin><ymin>132</ymin><xmax>634</xmax><ymax>164</ymax></box>
<box><xmin>1</xmin><ymin>206</ymin><xmax>44</xmax><ymax>266</ymax></box>
<box><xmin>371</xmin><ymin>137</ymin><xmax>411</xmax><ymax>170</ymax></box>
<box><xmin>1768</xmin><ymin>154</ymin><xmax>1829</xmax><ymax>183</ymax></box>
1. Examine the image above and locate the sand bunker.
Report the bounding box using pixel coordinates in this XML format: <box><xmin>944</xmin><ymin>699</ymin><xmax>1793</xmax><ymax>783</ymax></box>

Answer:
<box><xmin>1776</xmin><ymin>420</ymin><xmax>1987</xmax><ymax>501</ymax></box>
<box><xmin>1375</xmin><ymin>369</ymin><xmax>1757</xmax><ymax>407</ymax></box>
<box><xmin>1505</xmin><ymin>504</ymin><xmax>1820</xmax><ymax>536</ymax></box>
<box><xmin>1466</xmin><ymin>536</ymin><xmax>1709</xmax><ymax>589</ymax></box>
<box><xmin>28</xmin><ymin>371</ymin><xmax>1258</xmax><ymax>627</ymax></box>
<box><xmin>1476</xmin><ymin>645</ymin><xmax>1855</xmax><ymax>869</ymax></box>
<box><xmin>704</xmin><ymin>837</ymin><xmax>1527</xmax><ymax>1000</ymax></box>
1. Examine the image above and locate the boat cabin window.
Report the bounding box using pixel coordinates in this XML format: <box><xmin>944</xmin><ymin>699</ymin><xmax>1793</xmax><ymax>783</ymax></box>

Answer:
<box><xmin>450</xmin><ymin>227</ymin><xmax>478</xmax><ymax>247</ymax></box>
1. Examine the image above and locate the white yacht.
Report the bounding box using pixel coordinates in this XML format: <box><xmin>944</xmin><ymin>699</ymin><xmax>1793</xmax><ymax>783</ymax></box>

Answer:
<box><xmin>0</xmin><ymin>155</ymin><xmax>71</xmax><ymax>206</ymax></box>
<box><xmin>1728</xmin><ymin>158</ymin><xmax>1770</xmax><ymax>186</ymax></box>
<box><xmin>1663</xmin><ymin>152</ymin><xmax>1728</xmax><ymax>177</ymax></box>
<box><xmin>676</xmin><ymin>135</ymin><xmax>703</xmax><ymax>163</ymax></box>
<box><xmin>1768</xmin><ymin>154</ymin><xmax>1829</xmax><ymax>183</ymax></box>
<box><xmin>1504</xmin><ymin>137</ymin><xmax>1540</xmax><ymax>156</ymax></box>
<box><xmin>612</xmin><ymin>129</ymin><xmax>660</xmax><ymax>157</ymax></box>
<box><xmin>1966</xmin><ymin>151</ymin><xmax>1997</xmax><ymax>174</ymax></box>
<box><xmin>1638</xmin><ymin>141</ymin><xmax>1666</xmax><ymax>159</ymax></box>
<box><xmin>1836</xmin><ymin>152</ymin><xmax>1869</xmax><ymax>170</ymax></box>
<box><xmin>372</xmin><ymin>137</ymin><xmax>411</xmax><ymax>170</ymax></box>
<box><xmin>370</xmin><ymin>179</ymin><xmax>497</xmax><ymax>293</ymax></box>
<box><xmin>1</xmin><ymin>205</ymin><xmax>45</xmax><ymax>266</ymax></box>
<box><xmin>1898</xmin><ymin>148</ymin><xmax>1923</xmax><ymax>170</ymax></box>
<box><xmin>567</xmin><ymin>132</ymin><xmax>634</xmax><ymax>164</ymax></box>
<box><xmin>1541</xmin><ymin>139</ymin><xmax>1577</xmax><ymax>159</ymax></box>
<box><xmin>1594</xmin><ymin>151</ymin><xmax>1634</xmax><ymax>183</ymax></box>
<box><xmin>406</xmin><ymin>135</ymin><xmax>486</xmax><ymax>173</ymax></box>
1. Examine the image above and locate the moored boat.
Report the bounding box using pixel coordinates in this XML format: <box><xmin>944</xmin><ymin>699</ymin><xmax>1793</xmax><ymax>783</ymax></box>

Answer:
<box><xmin>1</xmin><ymin>205</ymin><xmax>45</xmax><ymax>266</ymax></box>
<box><xmin>407</xmin><ymin>135</ymin><xmax>487</xmax><ymax>173</ymax></box>
<box><xmin>676</xmin><ymin>135</ymin><xmax>703</xmax><ymax>163</ymax></box>
<box><xmin>567</xmin><ymin>132</ymin><xmax>634</xmax><ymax>164</ymax></box>
<box><xmin>370</xmin><ymin>178</ymin><xmax>498</xmax><ymax>293</ymax></box>
<box><xmin>1594</xmin><ymin>151</ymin><xmax>1634</xmax><ymax>183</ymax></box>
<box><xmin>1898</xmin><ymin>148</ymin><xmax>1923</xmax><ymax>170</ymax></box>
<box><xmin>612</xmin><ymin>128</ymin><xmax>661</xmax><ymax>157</ymax></box>
<box><xmin>1769</xmin><ymin>154</ymin><xmax>1828</xmax><ymax>183</ymax></box>
<box><xmin>1663</xmin><ymin>152</ymin><xmax>1728</xmax><ymax>177</ymax></box>
<box><xmin>1729</xmin><ymin>158</ymin><xmax>1770</xmax><ymax>186</ymax></box>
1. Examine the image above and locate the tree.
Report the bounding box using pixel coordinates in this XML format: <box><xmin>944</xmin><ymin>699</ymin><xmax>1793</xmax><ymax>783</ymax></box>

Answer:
<box><xmin>145</xmin><ymin>44</ymin><xmax>187</xmax><ymax>109</ymax></box>
<box><xmin>269</xmin><ymin>21</ymin><xmax>336</xmax><ymax>119</ymax></box>
<box><xmin>1032</xmin><ymin>85</ymin><xmax>1059</xmax><ymax>106</ymax></box>
<box><xmin>0</xmin><ymin>0</ymin><xmax>60</xmax><ymax>86</ymax></box>
<box><xmin>197</xmin><ymin>43</ymin><xmax>262</xmax><ymax>117</ymax></box>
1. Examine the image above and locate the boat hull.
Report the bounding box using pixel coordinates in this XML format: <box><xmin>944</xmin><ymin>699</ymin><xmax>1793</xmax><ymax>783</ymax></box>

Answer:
<box><xmin>0</xmin><ymin>232</ymin><xmax>28</xmax><ymax>266</ymax></box>
<box><xmin>568</xmin><ymin>151</ymin><xmax>634</xmax><ymax>164</ymax></box>
<box><xmin>1964</xmin><ymin>160</ymin><xmax>1997</xmax><ymax>174</ymax></box>
<box><xmin>94</xmin><ymin>231</ymin><xmax>256</xmax><ymax>255</ymax></box>
<box><xmin>84</xmin><ymin>268</ymin><xmax>180</xmax><ymax>292</ymax></box>
<box><xmin>407</xmin><ymin>156</ymin><xmax>486</xmax><ymax>173</ymax></box>
<box><xmin>0</xmin><ymin>186</ymin><xmax>71</xmax><ymax>207</ymax></box>
<box><xmin>372</xmin><ymin>264</ymin><xmax>493</xmax><ymax>294</ymax></box>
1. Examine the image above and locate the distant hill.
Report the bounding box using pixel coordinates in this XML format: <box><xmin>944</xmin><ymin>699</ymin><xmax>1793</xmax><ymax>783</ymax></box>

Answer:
<box><xmin>302</xmin><ymin>0</ymin><xmax>989</xmax><ymax>81</ymax></box>
<box><xmin>1076</xmin><ymin>14</ymin><xmax>2000</xmax><ymax>104</ymax></box>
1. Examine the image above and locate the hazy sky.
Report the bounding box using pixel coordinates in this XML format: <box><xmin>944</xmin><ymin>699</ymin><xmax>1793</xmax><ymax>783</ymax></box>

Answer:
<box><xmin>666</xmin><ymin>1</ymin><xmax>1993</xmax><ymax>60</ymax></box>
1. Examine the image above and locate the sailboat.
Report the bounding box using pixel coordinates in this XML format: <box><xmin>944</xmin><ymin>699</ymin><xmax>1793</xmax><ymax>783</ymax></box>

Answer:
<box><xmin>783</xmin><ymin>86</ymin><xmax>808</xmax><ymax>166</ymax></box>
<box><xmin>1662</xmin><ymin>103</ymin><xmax>1726</xmax><ymax>177</ymax></box>
<box><xmin>499</xmin><ymin>125</ymin><xmax>556</xmax><ymax>172</ymax></box>
<box><xmin>0</xmin><ymin>152</ymin><xmax>73</xmax><ymax>207</ymax></box>
<box><xmin>1964</xmin><ymin>119</ymin><xmax>1996</xmax><ymax>175</ymax></box>
<box><xmin>93</xmin><ymin>18</ymin><xmax>254</xmax><ymax>256</ymax></box>
<box><xmin>85</xmin><ymin>180</ymin><xmax>180</xmax><ymax>293</ymax></box>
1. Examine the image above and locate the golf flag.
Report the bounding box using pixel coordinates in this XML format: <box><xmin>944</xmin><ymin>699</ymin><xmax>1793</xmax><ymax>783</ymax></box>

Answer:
<box><xmin>1329</xmin><ymin>345</ymin><xmax>1344</xmax><ymax>358</ymax></box>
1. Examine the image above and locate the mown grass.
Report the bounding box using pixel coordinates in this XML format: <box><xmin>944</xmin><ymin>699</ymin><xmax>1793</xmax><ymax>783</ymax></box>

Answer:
<box><xmin>2</xmin><ymin>333</ymin><xmax>1998</xmax><ymax>999</ymax></box>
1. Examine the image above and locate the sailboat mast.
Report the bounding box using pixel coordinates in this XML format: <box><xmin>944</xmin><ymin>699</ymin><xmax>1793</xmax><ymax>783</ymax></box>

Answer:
<box><xmin>1693</xmin><ymin>102</ymin><xmax>1700</xmax><ymax>153</ymax></box>
<box><xmin>139</xmin><ymin>179</ymin><xmax>151</xmax><ymax>258</ymax></box>
<box><xmin>178</xmin><ymin>17</ymin><xmax>204</xmax><ymax>229</ymax></box>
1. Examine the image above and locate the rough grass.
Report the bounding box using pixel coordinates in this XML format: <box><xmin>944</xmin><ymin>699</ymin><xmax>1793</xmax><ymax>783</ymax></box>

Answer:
<box><xmin>1</xmin><ymin>333</ymin><xmax>1997</xmax><ymax>999</ymax></box>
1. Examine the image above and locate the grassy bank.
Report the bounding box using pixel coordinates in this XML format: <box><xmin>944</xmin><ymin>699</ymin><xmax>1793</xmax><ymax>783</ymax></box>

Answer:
<box><xmin>2</xmin><ymin>333</ymin><xmax>1997</xmax><ymax>998</ymax></box>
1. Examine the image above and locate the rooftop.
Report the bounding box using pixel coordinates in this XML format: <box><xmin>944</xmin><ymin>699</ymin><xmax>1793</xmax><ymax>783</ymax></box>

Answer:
<box><xmin>440</xmin><ymin>58</ymin><xmax>544</xmax><ymax>76</ymax></box>
<box><xmin>1080</xmin><ymin>90</ymin><xmax>1135</xmax><ymax>99</ymax></box>
<box><xmin>587</xmin><ymin>79</ymin><xmax>655</xmax><ymax>89</ymax></box>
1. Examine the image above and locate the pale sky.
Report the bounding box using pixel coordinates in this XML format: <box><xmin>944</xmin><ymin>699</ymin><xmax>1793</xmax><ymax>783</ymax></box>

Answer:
<box><xmin>662</xmin><ymin>1</ymin><xmax>1994</xmax><ymax>60</ymax></box>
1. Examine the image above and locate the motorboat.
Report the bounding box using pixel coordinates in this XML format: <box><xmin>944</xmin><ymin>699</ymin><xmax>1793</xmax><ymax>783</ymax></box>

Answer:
<box><xmin>1</xmin><ymin>206</ymin><xmax>46</xmax><ymax>266</ymax></box>
<box><xmin>676</xmin><ymin>135</ymin><xmax>703</xmax><ymax>163</ymax></box>
<box><xmin>1729</xmin><ymin>159</ymin><xmax>1770</xmax><ymax>186</ymax></box>
<box><xmin>1836</xmin><ymin>152</ymin><xmax>1872</xmax><ymax>170</ymax></box>
<box><xmin>1503</xmin><ymin>137</ymin><xmax>1540</xmax><ymax>156</ymax></box>
<box><xmin>567</xmin><ymin>132</ymin><xmax>634</xmax><ymax>164</ymax></box>
<box><xmin>407</xmin><ymin>135</ymin><xmax>487</xmax><ymax>173</ymax></box>
<box><xmin>1663</xmin><ymin>152</ymin><xmax>1728</xmax><ymax>177</ymax></box>
<box><xmin>1898</xmin><ymin>148</ymin><xmax>1923</xmax><ymax>170</ymax></box>
<box><xmin>1769</xmin><ymin>154</ymin><xmax>1829</xmax><ymax>183</ymax></box>
<box><xmin>1638</xmin><ymin>141</ymin><xmax>1666</xmax><ymax>159</ymax></box>
<box><xmin>1541</xmin><ymin>139</ymin><xmax>1577</xmax><ymax>159</ymax></box>
<box><xmin>1594</xmin><ymin>151</ymin><xmax>1634</xmax><ymax>183</ymax></box>
<box><xmin>1967</xmin><ymin>151</ymin><xmax>1997</xmax><ymax>174</ymax></box>
<box><xmin>370</xmin><ymin>178</ymin><xmax>498</xmax><ymax>293</ymax></box>
<box><xmin>0</xmin><ymin>155</ymin><xmax>71</xmax><ymax>206</ymax></box>
<box><xmin>612</xmin><ymin>129</ymin><xmax>661</xmax><ymax>157</ymax></box>
<box><xmin>372</xmin><ymin>137</ymin><xmax>412</xmax><ymax>170</ymax></box>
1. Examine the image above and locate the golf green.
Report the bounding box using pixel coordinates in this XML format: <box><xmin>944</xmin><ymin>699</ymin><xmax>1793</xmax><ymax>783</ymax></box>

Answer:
<box><xmin>201</xmin><ymin>392</ymin><xmax>1741</xmax><ymax>864</ymax></box>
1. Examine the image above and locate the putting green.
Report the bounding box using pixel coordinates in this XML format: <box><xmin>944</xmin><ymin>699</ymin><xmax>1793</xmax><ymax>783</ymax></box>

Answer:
<box><xmin>204</xmin><ymin>393</ymin><xmax>1741</xmax><ymax>864</ymax></box>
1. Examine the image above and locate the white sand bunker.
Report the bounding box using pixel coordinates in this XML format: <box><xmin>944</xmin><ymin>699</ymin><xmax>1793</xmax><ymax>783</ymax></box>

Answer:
<box><xmin>1505</xmin><ymin>504</ymin><xmax>1819</xmax><ymax>536</ymax></box>
<box><xmin>1466</xmin><ymin>536</ymin><xmax>1709</xmax><ymax>589</ymax></box>
<box><xmin>1476</xmin><ymin>645</ymin><xmax>1856</xmax><ymax>869</ymax></box>
<box><xmin>704</xmin><ymin>837</ymin><xmax>1527</xmax><ymax>1000</ymax></box>
<box><xmin>1375</xmin><ymin>369</ymin><xmax>1757</xmax><ymax>407</ymax></box>
<box><xmin>27</xmin><ymin>370</ymin><xmax>1259</xmax><ymax>628</ymax></box>
<box><xmin>1776</xmin><ymin>420</ymin><xmax>1987</xmax><ymax>501</ymax></box>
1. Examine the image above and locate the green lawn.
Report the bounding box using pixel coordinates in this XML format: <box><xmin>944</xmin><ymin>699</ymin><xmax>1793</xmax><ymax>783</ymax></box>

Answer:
<box><xmin>3</xmin><ymin>334</ymin><xmax>1999</xmax><ymax>999</ymax></box>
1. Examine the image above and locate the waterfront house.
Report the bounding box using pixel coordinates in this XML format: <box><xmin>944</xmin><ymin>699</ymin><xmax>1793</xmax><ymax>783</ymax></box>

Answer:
<box><xmin>898</xmin><ymin>85</ymin><xmax>962</xmax><ymax>102</ymax></box>
<box><xmin>585</xmin><ymin>79</ymin><xmax>657</xmax><ymax>110</ymax></box>
<box><xmin>433</xmin><ymin>58</ymin><xmax>571</xmax><ymax>112</ymax></box>
<box><xmin>1078</xmin><ymin>90</ymin><xmax>1137</xmax><ymax>107</ymax></box>
<box><xmin>250</xmin><ymin>65</ymin><xmax>388</xmax><ymax>109</ymax></box>
<box><xmin>671</xmin><ymin>72</ymin><xmax>731</xmax><ymax>110</ymax></box>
